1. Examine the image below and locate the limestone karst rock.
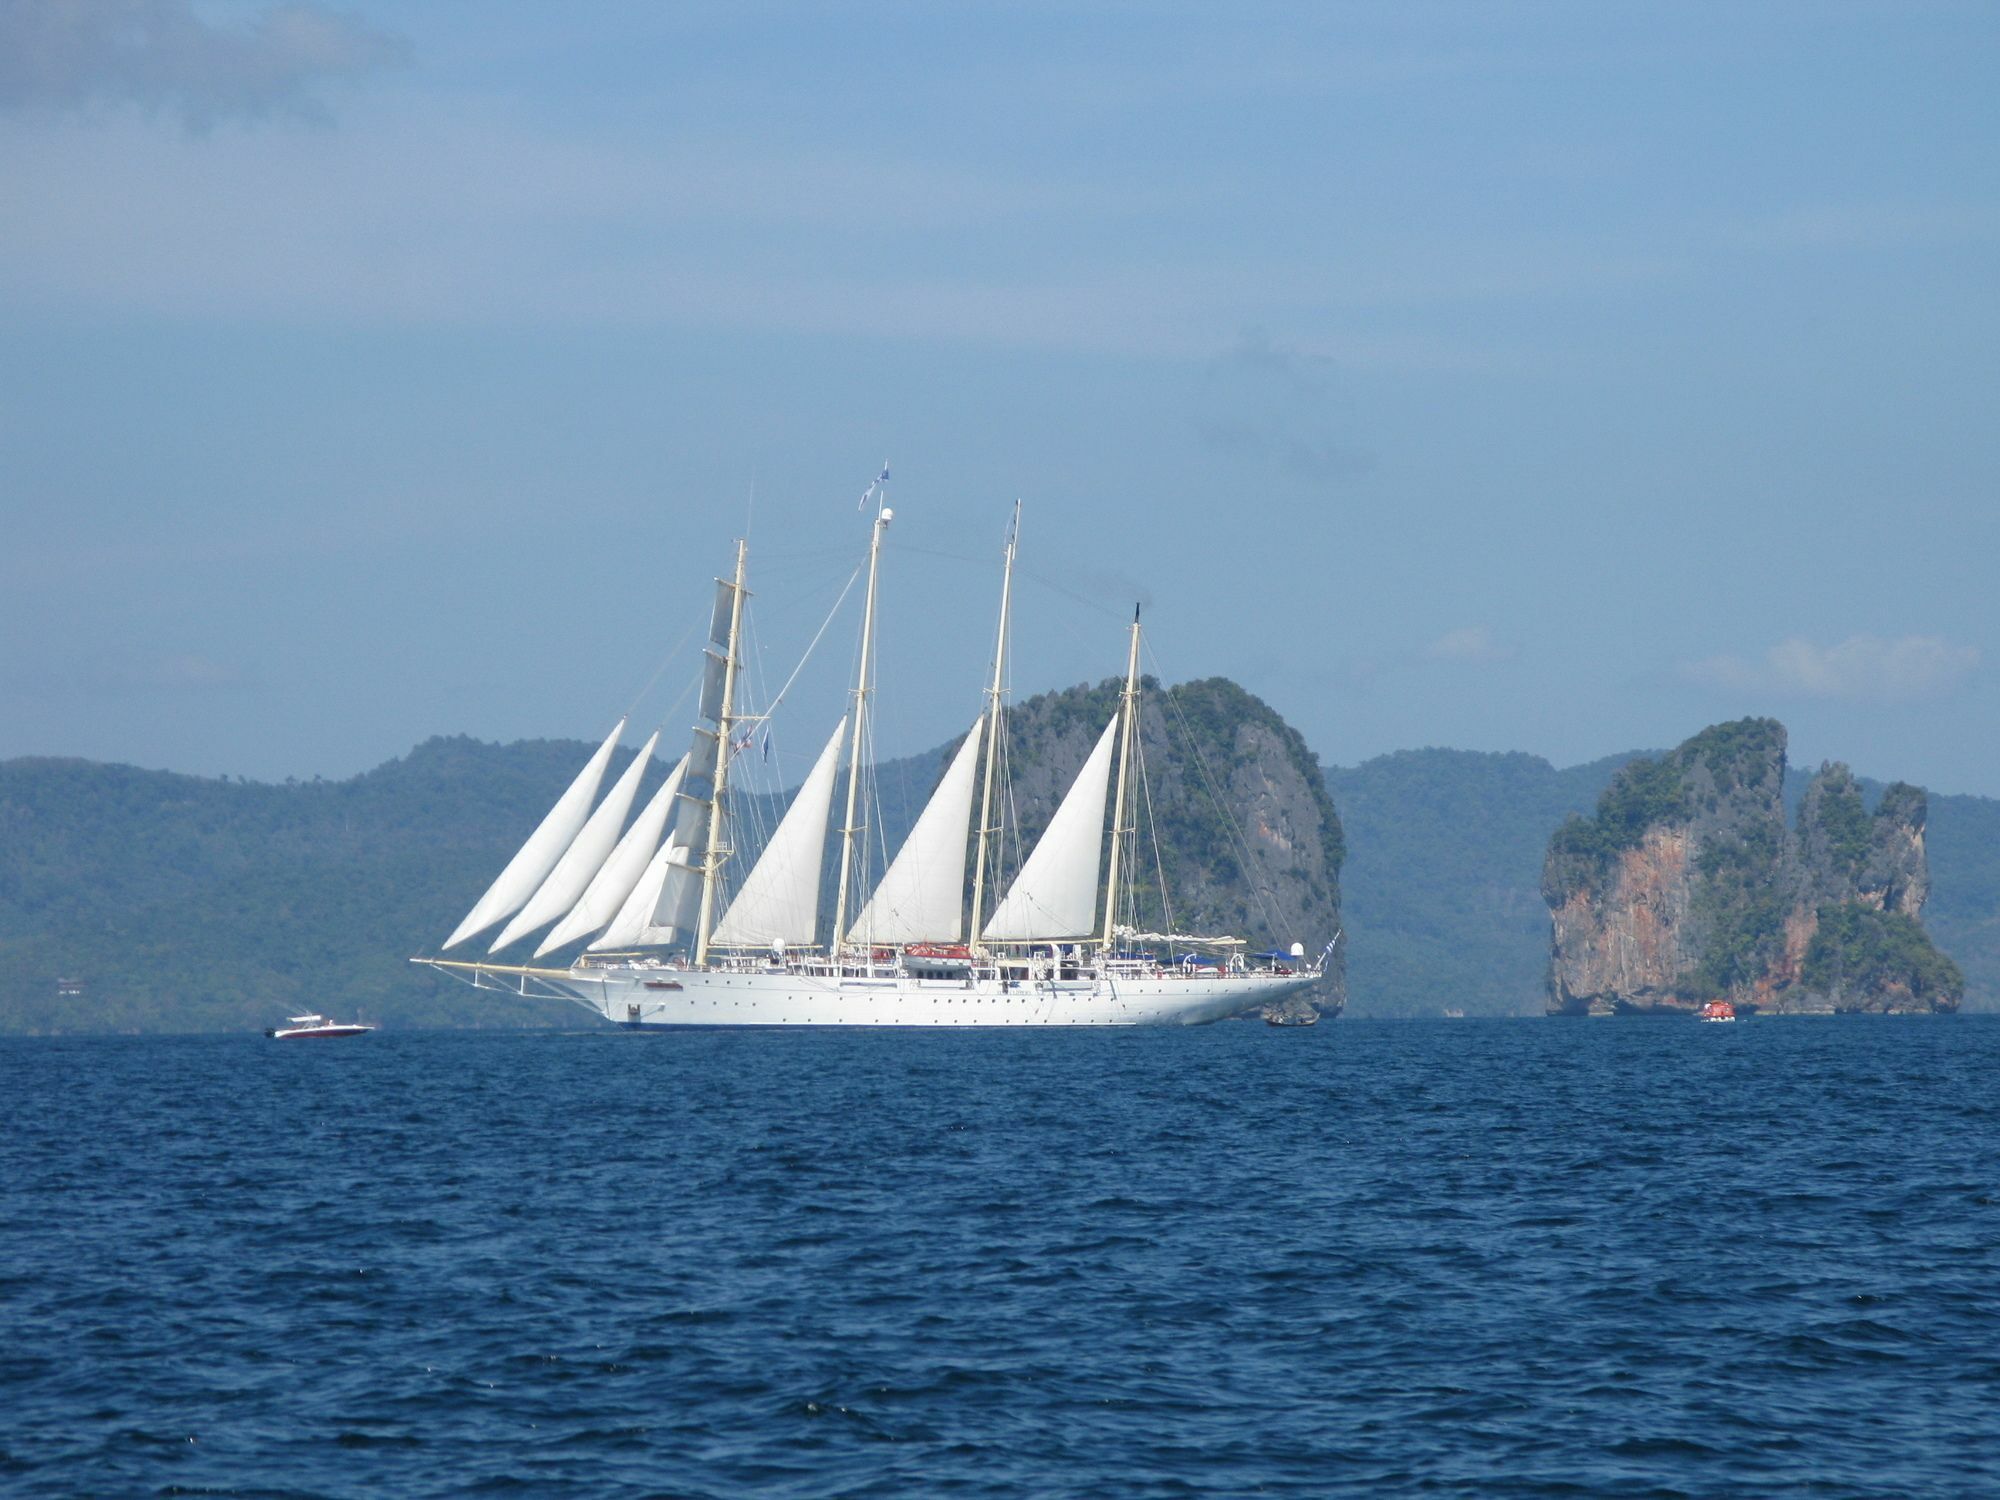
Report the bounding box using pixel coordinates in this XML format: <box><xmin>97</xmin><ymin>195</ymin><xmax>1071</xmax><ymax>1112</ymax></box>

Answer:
<box><xmin>998</xmin><ymin>677</ymin><xmax>1345</xmax><ymax>1016</ymax></box>
<box><xmin>1543</xmin><ymin>719</ymin><xmax>1960</xmax><ymax>1015</ymax></box>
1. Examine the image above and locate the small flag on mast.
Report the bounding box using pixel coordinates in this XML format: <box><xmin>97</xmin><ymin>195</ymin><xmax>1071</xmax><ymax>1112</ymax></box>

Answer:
<box><xmin>857</xmin><ymin>464</ymin><xmax>891</xmax><ymax>510</ymax></box>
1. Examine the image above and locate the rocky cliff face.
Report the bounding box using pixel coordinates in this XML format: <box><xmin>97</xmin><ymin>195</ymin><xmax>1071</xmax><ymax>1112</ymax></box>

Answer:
<box><xmin>999</xmin><ymin>677</ymin><xmax>1345</xmax><ymax>1016</ymax></box>
<box><xmin>1544</xmin><ymin>719</ymin><xmax>1961</xmax><ymax>1015</ymax></box>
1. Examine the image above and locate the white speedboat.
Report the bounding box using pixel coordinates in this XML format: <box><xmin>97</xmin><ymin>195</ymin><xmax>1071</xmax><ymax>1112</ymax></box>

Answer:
<box><xmin>267</xmin><ymin>1013</ymin><xmax>376</xmax><ymax>1039</ymax></box>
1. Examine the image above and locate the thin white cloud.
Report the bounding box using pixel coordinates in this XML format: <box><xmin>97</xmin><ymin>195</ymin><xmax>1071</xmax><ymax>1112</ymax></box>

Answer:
<box><xmin>0</xmin><ymin>0</ymin><xmax>404</xmax><ymax>127</ymax></box>
<box><xmin>0</xmin><ymin>104</ymin><xmax>1255</xmax><ymax>356</ymax></box>
<box><xmin>1424</xmin><ymin>625</ymin><xmax>1515</xmax><ymax>665</ymax></box>
<box><xmin>2</xmin><ymin>651</ymin><xmax>258</xmax><ymax>698</ymax></box>
<box><xmin>146</xmin><ymin>653</ymin><xmax>248</xmax><ymax>690</ymax></box>
<box><xmin>1680</xmin><ymin>634</ymin><xmax>1979</xmax><ymax>702</ymax></box>
<box><xmin>0</xmin><ymin>14</ymin><xmax>1987</xmax><ymax>361</ymax></box>
<box><xmin>0</xmin><ymin>86</ymin><xmax>1566</xmax><ymax>365</ymax></box>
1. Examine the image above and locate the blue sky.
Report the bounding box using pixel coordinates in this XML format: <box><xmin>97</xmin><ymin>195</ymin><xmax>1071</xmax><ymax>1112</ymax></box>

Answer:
<box><xmin>3</xmin><ymin>1</ymin><xmax>1997</xmax><ymax>795</ymax></box>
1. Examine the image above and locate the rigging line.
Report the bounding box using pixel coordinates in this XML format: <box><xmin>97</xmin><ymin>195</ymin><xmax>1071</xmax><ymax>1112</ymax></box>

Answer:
<box><xmin>729</xmin><ymin>614</ymin><xmax>775</xmax><ymax>858</ymax></box>
<box><xmin>736</xmin><ymin>624</ymin><xmax>788</xmax><ymax>880</ymax></box>
<box><xmin>747</xmin><ymin>549</ymin><xmax>871</xmax><ymax>585</ymax></box>
<box><xmin>1148</xmin><ymin>643</ymin><xmax>1294</xmax><ymax>944</ymax></box>
<box><xmin>646</xmin><ymin>667</ymin><xmax>704</xmax><ymax>763</ymax></box>
<box><xmin>1168</xmin><ymin>676</ymin><xmax>1288</xmax><ymax>944</ymax></box>
<box><xmin>998</xmin><ymin>776</ymin><xmax>1022</xmax><ymax>896</ymax></box>
<box><xmin>1137</xmin><ymin>728</ymin><xmax>1176</xmax><ymax>939</ymax></box>
<box><xmin>891</xmin><ymin>541</ymin><xmax>987</xmax><ymax>566</ymax></box>
<box><xmin>996</xmin><ymin>650</ymin><xmax>1018</xmax><ymax>885</ymax></box>
<box><xmin>623</xmin><ymin>615</ymin><xmax>705</xmax><ymax>724</ymax></box>
<box><xmin>1015</xmin><ymin>565</ymin><xmax>1133</xmax><ymax>621</ymax></box>
<box><xmin>861</xmin><ymin>705</ymin><xmax>882</xmax><ymax>889</ymax></box>
<box><xmin>762</xmin><ymin>563</ymin><xmax>863</xmax><ymax>723</ymax></box>
<box><xmin>865</xmin><ymin>755</ymin><xmax>897</xmax><ymax>923</ymax></box>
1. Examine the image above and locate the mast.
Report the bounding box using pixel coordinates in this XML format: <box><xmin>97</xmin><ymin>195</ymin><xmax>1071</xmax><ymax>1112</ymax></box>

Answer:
<box><xmin>693</xmin><ymin>539</ymin><xmax>750</xmax><ymax>966</ymax></box>
<box><xmin>833</xmin><ymin>482</ymin><xmax>891</xmax><ymax>950</ymax></box>
<box><xmin>970</xmin><ymin>501</ymin><xmax>1019</xmax><ymax>950</ymax></box>
<box><xmin>1099</xmin><ymin>605</ymin><xmax>1142</xmax><ymax>955</ymax></box>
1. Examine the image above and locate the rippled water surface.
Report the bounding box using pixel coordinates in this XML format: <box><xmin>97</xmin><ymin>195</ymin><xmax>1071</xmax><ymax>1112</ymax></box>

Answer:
<box><xmin>4</xmin><ymin>1017</ymin><xmax>1999</xmax><ymax>1497</ymax></box>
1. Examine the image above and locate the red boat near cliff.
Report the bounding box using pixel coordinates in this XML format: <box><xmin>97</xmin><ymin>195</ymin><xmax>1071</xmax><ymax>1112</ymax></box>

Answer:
<box><xmin>1697</xmin><ymin>1000</ymin><xmax>1737</xmax><ymax>1023</ymax></box>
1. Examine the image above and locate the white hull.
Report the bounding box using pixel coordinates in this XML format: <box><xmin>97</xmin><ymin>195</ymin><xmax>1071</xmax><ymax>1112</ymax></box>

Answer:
<box><xmin>552</xmin><ymin>963</ymin><xmax>1317</xmax><ymax>1028</ymax></box>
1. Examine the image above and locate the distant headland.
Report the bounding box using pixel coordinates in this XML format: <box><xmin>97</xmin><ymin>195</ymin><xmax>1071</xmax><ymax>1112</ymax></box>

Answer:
<box><xmin>5</xmin><ymin>700</ymin><xmax>1996</xmax><ymax>1033</ymax></box>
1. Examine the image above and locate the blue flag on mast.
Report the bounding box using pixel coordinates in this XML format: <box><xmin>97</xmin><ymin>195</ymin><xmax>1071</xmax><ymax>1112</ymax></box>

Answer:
<box><xmin>857</xmin><ymin>465</ymin><xmax>890</xmax><ymax>510</ymax></box>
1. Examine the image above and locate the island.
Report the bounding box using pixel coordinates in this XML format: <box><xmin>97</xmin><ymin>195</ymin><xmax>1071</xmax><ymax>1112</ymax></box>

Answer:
<box><xmin>1543</xmin><ymin>718</ymin><xmax>1962</xmax><ymax>1016</ymax></box>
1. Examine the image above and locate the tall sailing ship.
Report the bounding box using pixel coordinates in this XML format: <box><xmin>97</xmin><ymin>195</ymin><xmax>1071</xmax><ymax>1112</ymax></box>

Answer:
<box><xmin>414</xmin><ymin>491</ymin><xmax>1330</xmax><ymax>1027</ymax></box>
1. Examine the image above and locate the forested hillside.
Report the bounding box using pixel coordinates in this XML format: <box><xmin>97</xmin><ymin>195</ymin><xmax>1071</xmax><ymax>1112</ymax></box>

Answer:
<box><xmin>0</xmin><ymin>676</ymin><xmax>1343</xmax><ymax>1033</ymax></box>
<box><xmin>0</xmin><ymin>733</ymin><xmax>956</xmax><ymax>1036</ymax></box>
<box><xmin>1326</xmin><ymin>749</ymin><xmax>1638</xmax><ymax>1016</ymax></box>
<box><xmin>1787</xmin><ymin>773</ymin><xmax>2000</xmax><ymax>1014</ymax></box>
<box><xmin>0</xmin><ymin>739</ymin><xmax>610</xmax><ymax>1034</ymax></box>
<box><xmin>6</xmin><ymin>723</ymin><xmax>1991</xmax><ymax>1032</ymax></box>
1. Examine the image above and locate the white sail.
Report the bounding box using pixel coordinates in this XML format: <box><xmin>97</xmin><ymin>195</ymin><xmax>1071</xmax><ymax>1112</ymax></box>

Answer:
<box><xmin>654</xmin><ymin>742</ymin><xmax>721</xmax><ymax>934</ymax></box>
<box><xmin>697</xmin><ymin>649</ymin><xmax>728</xmax><ymax>724</ymax></box>
<box><xmin>539</xmin><ymin>751</ymin><xmax>687</xmax><ymax>955</ymax></box>
<box><xmin>709</xmin><ymin>579</ymin><xmax>734</xmax><ymax>645</ymax></box>
<box><xmin>489</xmin><ymin>730</ymin><xmax>660</xmax><ymax>952</ymax></box>
<box><xmin>712</xmin><ymin>718</ymin><xmax>847</xmax><ymax>947</ymax></box>
<box><xmin>590</xmin><ymin>836</ymin><xmax>681</xmax><ymax>951</ymax></box>
<box><xmin>849</xmin><ymin>718</ymin><xmax>984</xmax><ymax>944</ymax></box>
<box><xmin>688</xmin><ymin>725</ymin><xmax>720</xmax><ymax>782</ymax></box>
<box><xmin>982</xmin><ymin>712</ymin><xmax>1120</xmax><ymax>941</ymax></box>
<box><xmin>443</xmin><ymin>719</ymin><xmax>627</xmax><ymax>948</ymax></box>
<box><xmin>652</xmin><ymin>792</ymin><xmax>714</xmax><ymax>934</ymax></box>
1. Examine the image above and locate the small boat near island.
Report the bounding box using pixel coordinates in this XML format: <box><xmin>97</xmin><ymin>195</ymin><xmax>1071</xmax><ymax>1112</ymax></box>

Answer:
<box><xmin>1697</xmin><ymin>1000</ymin><xmax>1737</xmax><ymax>1023</ymax></box>
<box><xmin>266</xmin><ymin>1013</ymin><xmax>376</xmax><ymax>1040</ymax></box>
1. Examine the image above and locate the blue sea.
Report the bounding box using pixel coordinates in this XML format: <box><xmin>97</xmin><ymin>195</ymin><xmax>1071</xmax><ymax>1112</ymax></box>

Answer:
<box><xmin>4</xmin><ymin>1017</ymin><xmax>1999</xmax><ymax>1498</ymax></box>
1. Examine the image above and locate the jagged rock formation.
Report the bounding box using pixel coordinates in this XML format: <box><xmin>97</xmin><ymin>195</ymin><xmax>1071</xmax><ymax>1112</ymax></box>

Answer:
<box><xmin>994</xmin><ymin>677</ymin><xmax>1345</xmax><ymax>1018</ymax></box>
<box><xmin>1543</xmin><ymin>718</ymin><xmax>1961</xmax><ymax>1016</ymax></box>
